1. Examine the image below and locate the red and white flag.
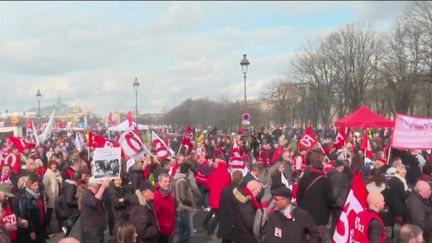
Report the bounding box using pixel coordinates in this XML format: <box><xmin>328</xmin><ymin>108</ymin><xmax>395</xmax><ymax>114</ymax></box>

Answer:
<box><xmin>332</xmin><ymin>174</ymin><xmax>368</xmax><ymax>243</ymax></box>
<box><xmin>8</xmin><ymin>136</ymin><xmax>35</xmax><ymax>153</ymax></box>
<box><xmin>108</xmin><ymin>112</ymin><xmax>118</xmax><ymax>126</ymax></box>
<box><xmin>333</xmin><ymin>127</ymin><xmax>347</xmax><ymax>149</ymax></box>
<box><xmin>119</xmin><ymin>130</ymin><xmax>150</xmax><ymax>159</ymax></box>
<box><xmin>228</xmin><ymin>139</ymin><xmax>248</xmax><ymax>176</ymax></box>
<box><xmin>181</xmin><ymin>125</ymin><xmax>194</xmax><ymax>149</ymax></box>
<box><xmin>297</xmin><ymin>126</ymin><xmax>318</xmax><ymax>151</ymax></box>
<box><xmin>126</xmin><ymin>111</ymin><xmax>133</xmax><ymax>128</ymax></box>
<box><xmin>88</xmin><ymin>132</ymin><xmax>118</xmax><ymax>148</ymax></box>
<box><xmin>152</xmin><ymin>131</ymin><xmax>174</xmax><ymax>160</ymax></box>
<box><xmin>0</xmin><ymin>149</ymin><xmax>20</xmax><ymax>174</ymax></box>
<box><xmin>360</xmin><ymin>130</ymin><xmax>374</xmax><ymax>159</ymax></box>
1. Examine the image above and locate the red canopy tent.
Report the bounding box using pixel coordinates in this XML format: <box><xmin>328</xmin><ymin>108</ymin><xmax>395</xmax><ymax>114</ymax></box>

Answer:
<box><xmin>335</xmin><ymin>105</ymin><xmax>394</xmax><ymax>128</ymax></box>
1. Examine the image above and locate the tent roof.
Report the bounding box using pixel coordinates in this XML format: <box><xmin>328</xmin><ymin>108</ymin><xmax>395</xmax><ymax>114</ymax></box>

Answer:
<box><xmin>335</xmin><ymin>105</ymin><xmax>394</xmax><ymax>128</ymax></box>
<box><xmin>107</xmin><ymin>120</ymin><xmax>149</xmax><ymax>131</ymax></box>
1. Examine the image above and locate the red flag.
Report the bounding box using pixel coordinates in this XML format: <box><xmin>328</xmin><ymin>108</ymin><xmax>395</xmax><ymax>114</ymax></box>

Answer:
<box><xmin>181</xmin><ymin>125</ymin><xmax>194</xmax><ymax>149</ymax></box>
<box><xmin>26</xmin><ymin>119</ymin><xmax>33</xmax><ymax>130</ymax></box>
<box><xmin>0</xmin><ymin>149</ymin><xmax>20</xmax><ymax>174</ymax></box>
<box><xmin>297</xmin><ymin>126</ymin><xmax>318</xmax><ymax>151</ymax></box>
<box><xmin>8</xmin><ymin>136</ymin><xmax>35</xmax><ymax>153</ymax></box>
<box><xmin>56</xmin><ymin>121</ymin><xmax>66</xmax><ymax>129</ymax></box>
<box><xmin>333</xmin><ymin>127</ymin><xmax>347</xmax><ymax>149</ymax></box>
<box><xmin>126</xmin><ymin>111</ymin><xmax>133</xmax><ymax>127</ymax></box>
<box><xmin>332</xmin><ymin>174</ymin><xmax>368</xmax><ymax>243</ymax></box>
<box><xmin>88</xmin><ymin>132</ymin><xmax>118</xmax><ymax>148</ymax></box>
<box><xmin>108</xmin><ymin>112</ymin><xmax>118</xmax><ymax>126</ymax></box>
<box><xmin>360</xmin><ymin>130</ymin><xmax>373</xmax><ymax>159</ymax></box>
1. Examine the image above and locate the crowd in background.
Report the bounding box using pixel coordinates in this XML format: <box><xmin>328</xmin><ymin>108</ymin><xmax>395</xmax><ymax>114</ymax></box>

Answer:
<box><xmin>0</xmin><ymin>124</ymin><xmax>430</xmax><ymax>243</ymax></box>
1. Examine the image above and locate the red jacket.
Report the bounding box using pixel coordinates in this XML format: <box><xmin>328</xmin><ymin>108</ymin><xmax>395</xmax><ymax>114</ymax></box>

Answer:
<box><xmin>153</xmin><ymin>189</ymin><xmax>176</xmax><ymax>235</ymax></box>
<box><xmin>207</xmin><ymin>162</ymin><xmax>231</xmax><ymax>209</ymax></box>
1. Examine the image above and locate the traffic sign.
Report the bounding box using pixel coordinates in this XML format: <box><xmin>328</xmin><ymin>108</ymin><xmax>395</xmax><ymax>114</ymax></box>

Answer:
<box><xmin>242</xmin><ymin>113</ymin><xmax>251</xmax><ymax>122</ymax></box>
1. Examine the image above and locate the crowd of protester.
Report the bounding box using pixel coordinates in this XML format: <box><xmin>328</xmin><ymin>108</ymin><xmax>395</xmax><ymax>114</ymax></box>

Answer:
<box><xmin>0</xmin><ymin>124</ymin><xmax>430</xmax><ymax>243</ymax></box>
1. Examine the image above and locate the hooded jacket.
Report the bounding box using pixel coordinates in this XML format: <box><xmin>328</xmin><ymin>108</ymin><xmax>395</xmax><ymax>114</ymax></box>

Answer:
<box><xmin>207</xmin><ymin>162</ymin><xmax>232</xmax><ymax>209</ymax></box>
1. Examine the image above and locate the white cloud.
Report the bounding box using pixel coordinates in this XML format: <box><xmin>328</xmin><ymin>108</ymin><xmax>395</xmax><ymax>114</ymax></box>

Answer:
<box><xmin>0</xmin><ymin>1</ymin><xmax>407</xmax><ymax>117</ymax></box>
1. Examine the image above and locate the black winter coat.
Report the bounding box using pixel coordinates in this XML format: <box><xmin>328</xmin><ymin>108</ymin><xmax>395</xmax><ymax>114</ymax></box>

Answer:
<box><xmin>129</xmin><ymin>191</ymin><xmax>159</xmax><ymax>243</ymax></box>
<box><xmin>217</xmin><ymin>182</ymin><xmax>240</xmax><ymax>240</ymax></box>
<box><xmin>297</xmin><ymin>169</ymin><xmax>334</xmax><ymax>225</ymax></box>
<box><xmin>62</xmin><ymin>180</ymin><xmax>79</xmax><ymax>219</ymax></box>
<box><xmin>232</xmin><ymin>188</ymin><xmax>258</xmax><ymax>243</ymax></box>
<box><xmin>263</xmin><ymin>207</ymin><xmax>320</xmax><ymax>243</ymax></box>
<box><xmin>406</xmin><ymin>192</ymin><xmax>432</xmax><ymax>241</ymax></box>
<box><xmin>107</xmin><ymin>185</ymin><xmax>128</xmax><ymax>223</ymax></box>
<box><xmin>385</xmin><ymin>176</ymin><xmax>409</xmax><ymax>223</ymax></box>
<box><xmin>17</xmin><ymin>190</ymin><xmax>47</xmax><ymax>243</ymax></box>
<box><xmin>126</xmin><ymin>169</ymin><xmax>146</xmax><ymax>193</ymax></box>
<box><xmin>403</xmin><ymin>154</ymin><xmax>422</xmax><ymax>187</ymax></box>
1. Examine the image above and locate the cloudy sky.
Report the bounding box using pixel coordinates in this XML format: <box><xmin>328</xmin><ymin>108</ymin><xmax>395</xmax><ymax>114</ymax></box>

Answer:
<box><xmin>0</xmin><ymin>1</ymin><xmax>410</xmax><ymax>116</ymax></box>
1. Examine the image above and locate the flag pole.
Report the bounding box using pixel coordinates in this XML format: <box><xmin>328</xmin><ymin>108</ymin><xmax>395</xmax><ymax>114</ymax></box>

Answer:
<box><xmin>177</xmin><ymin>144</ymin><xmax>183</xmax><ymax>156</ymax></box>
<box><xmin>317</xmin><ymin>142</ymin><xmax>330</xmax><ymax>162</ymax></box>
<box><xmin>387</xmin><ymin>146</ymin><xmax>392</xmax><ymax>165</ymax></box>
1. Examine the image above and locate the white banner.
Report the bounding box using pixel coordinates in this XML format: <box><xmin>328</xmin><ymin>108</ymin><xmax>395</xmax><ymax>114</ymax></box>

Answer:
<box><xmin>92</xmin><ymin>147</ymin><xmax>121</xmax><ymax>180</ymax></box>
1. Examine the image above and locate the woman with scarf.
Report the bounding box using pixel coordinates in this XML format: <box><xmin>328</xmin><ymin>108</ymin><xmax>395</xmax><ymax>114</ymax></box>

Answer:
<box><xmin>42</xmin><ymin>160</ymin><xmax>62</xmax><ymax>234</ymax></box>
<box><xmin>232</xmin><ymin>180</ymin><xmax>262</xmax><ymax>243</ymax></box>
<box><xmin>17</xmin><ymin>175</ymin><xmax>47</xmax><ymax>243</ymax></box>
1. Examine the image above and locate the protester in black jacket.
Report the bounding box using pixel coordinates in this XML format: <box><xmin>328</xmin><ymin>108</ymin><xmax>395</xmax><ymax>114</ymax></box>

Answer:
<box><xmin>129</xmin><ymin>182</ymin><xmax>159</xmax><ymax>243</ymax></box>
<box><xmin>297</xmin><ymin>149</ymin><xmax>334</xmax><ymax>242</ymax></box>
<box><xmin>17</xmin><ymin>175</ymin><xmax>47</xmax><ymax>243</ymax></box>
<box><xmin>217</xmin><ymin>170</ymin><xmax>243</xmax><ymax>242</ymax></box>
<box><xmin>263</xmin><ymin>186</ymin><xmax>320</xmax><ymax>243</ymax></box>
<box><xmin>107</xmin><ymin>178</ymin><xmax>129</xmax><ymax>235</ymax></box>
<box><xmin>232</xmin><ymin>180</ymin><xmax>262</xmax><ymax>243</ymax></box>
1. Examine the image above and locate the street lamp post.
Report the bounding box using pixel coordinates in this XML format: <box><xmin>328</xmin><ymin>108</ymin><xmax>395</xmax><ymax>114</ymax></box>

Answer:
<box><xmin>36</xmin><ymin>89</ymin><xmax>42</xmax><ymax>118</ymax></box>
<box><xmin>240</xmin><ymin>54</ymin><xmax>250</xmax><ymax>107</ymax></box>
<box><xmin>133</xmin><ymin>77</ymin><xmax>140</xmax><ymax>121</ymax></box>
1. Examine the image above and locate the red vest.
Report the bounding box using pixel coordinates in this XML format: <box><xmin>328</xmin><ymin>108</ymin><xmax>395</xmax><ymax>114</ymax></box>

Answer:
<box><xmin>352</xmin><ymin>209</ymin><xmax>386</xmax><ymax>243</ymax></box>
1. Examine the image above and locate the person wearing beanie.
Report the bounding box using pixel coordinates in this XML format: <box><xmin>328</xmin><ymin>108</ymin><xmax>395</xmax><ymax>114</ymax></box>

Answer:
<box><xmin>262</xmin><ymin>186</ymin><xmax>320</xmax><ymax>243</ymax></box>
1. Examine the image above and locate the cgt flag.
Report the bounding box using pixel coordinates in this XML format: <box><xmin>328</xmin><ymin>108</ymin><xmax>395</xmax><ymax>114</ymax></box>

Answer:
<box><xmin>119</xmin><ymin>130</ymin><xmax>150</xmax><ymax>159</ymax></box>
<box><xmin>8</xmin><ymin>136</ymin><xmax>35</xmax><ymax>153</ymax></box>
<box><xmin>297</xmin><ymin>126</ymin><xmax>318</xmax><ymax>151</ymax></box>
<box><xmin>152</xmin><ymin>131</ymin><xmax>174</xmax><ymax>160</ymax></box>
<box><xmin>333</xmin><ymin>126</ymin><xmax>347</xmax><ymax>149</ymax></box>
<box><xmin>332</xmin><ymin>174</ymin><xmax>368</xmax><ymax>243</ymax></box>
<box><xmin>88</xmin><ymin>132</ymin><xmax>118</xmax><ymax>148</ymax></box>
